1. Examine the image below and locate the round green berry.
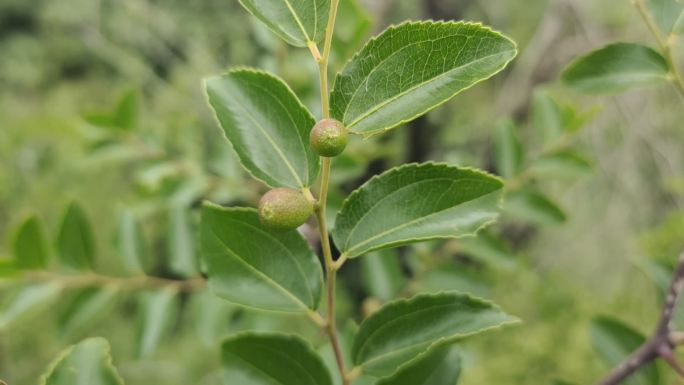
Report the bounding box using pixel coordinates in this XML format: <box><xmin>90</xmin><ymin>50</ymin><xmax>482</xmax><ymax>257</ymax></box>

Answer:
<box><xmin>310</xmin><ymin>118</ymin><xmax>348</xmax><ymax>157</ymax></box>
<box><xmin>258</xmin><ymin>188</ymin><xmax>313</xmax><ymax>231</ymax></box>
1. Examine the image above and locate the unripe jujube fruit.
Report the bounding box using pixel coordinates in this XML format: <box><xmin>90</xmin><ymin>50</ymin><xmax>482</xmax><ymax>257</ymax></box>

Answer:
<box><xmin>258</xmin><ymin>188</ymin><xmax>313</xmax><ymax>231</ymax></box>
<box><xmin>310</xmin><ymin>118</ymin><xmax>348</xmax><ymax>157</ymax></box>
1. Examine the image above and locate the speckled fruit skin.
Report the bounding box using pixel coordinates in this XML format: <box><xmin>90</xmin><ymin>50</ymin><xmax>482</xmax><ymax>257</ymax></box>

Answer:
<box><xmin>258</xmin><ymin>188</ymin><xmax>313</xmax><ymax>231</ymax></box>
<box><xmin>310</xmin><ymin>118</ymin><xmax>348</xmax><ymax>157</ymax></box>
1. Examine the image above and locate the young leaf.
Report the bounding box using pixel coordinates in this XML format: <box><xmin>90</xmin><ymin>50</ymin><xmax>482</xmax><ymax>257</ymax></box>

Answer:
<box><xmin>57</xmin><ymin>202</ymin><xmax>96</xmax><ymax>270</ymax></box>
<box><xmin>39</xmin><ymin>337</ymin><xmax>124</xmax><ymax>385</ymax></box>
<box><xmin>494</xmin><ymin>121</ymin><xmax>524</xmax><ymax>179</ymax></box>
<box><xmin>115</xmin><ymin>209</ymin><xmax>146</xmax><ymax>274</ymax></box>
<box><xmin>168</xmin><ymin>205</ymin><xmax>199</xmax><ymax>277</ymax></box>
<box><xmin>136</xmin><ymin>288</ymin><xmax>179</xmax><ymax>358</ymax></box>
<box><xmin>0</xmin><ymin>283</ymin><xmax>61</xmax><ymax>329</ymax></box>
<box><xmin>205</xmin><ymin>68</ymin><xmax>319</xmax><ymax>189</ymax></box>
<box><xmin>333</xmin><ymin>163</ymin><xmax>504</xmax><ymax>258</ymax></box>
<box><xmin>12</xmin><ymin>215</ymin><xmax>50</xmax><ymax>269</ymax></box>
<box><xmin>58</xmin><ymin>286</ymin><xmax>118</xmax><ymax>339</ymax></box>
<box><xmin>201</xmin><ymin>202</ymin><xmax>323</xmax><ymax>312</ymax></box>
<box><xmin>360</xmin><ymin>250</ymin><xmax>406</xmax><ymax>301</ymax></box>
<box><xmin>352</xmin><ymin>291</ymin><xmax>518</xmax><ymax>376</ymax></box>
<box><xmin>590</xmin><ymin>316</ymin><xmax>661</xmax><ymax>385</ymax></box>
<box><xmin>562</xmin><ymin>43</ymin><xmax>669</xmax><ymax>94</ymax></box>
<box><xmin>504</xmin><ymin>190</ymin><xmax>567</xmax><ymax>225</ymax></box>
<box><xmin>330</xmin><ymin>21</ymin><xmax>517</xmax><ymax>137</ymax></box>
<box><xmin>222</xmin><ymin>333</ymin><xmax>332</xmax><ymax>385</ymax></box>
<box><xmin>376</xmin><ymin>346</ymin><xmax>461</xmax><ymax>385</ymax></box>
<box><xmin>237</xmin><ymin>0</ymin><xmax>330</xmax><ymax>47</ymax></box>
<box><xmin>646</xmin><ymin>0</ymin><xmax>683</xmax><ymax>36</ymax></box>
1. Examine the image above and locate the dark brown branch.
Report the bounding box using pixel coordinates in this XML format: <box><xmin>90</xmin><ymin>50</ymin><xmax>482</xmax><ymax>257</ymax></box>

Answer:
<box><xmin>597</xmin><ymin>250</ymin><xmax>684</xmax><ymax>385</ymax></box>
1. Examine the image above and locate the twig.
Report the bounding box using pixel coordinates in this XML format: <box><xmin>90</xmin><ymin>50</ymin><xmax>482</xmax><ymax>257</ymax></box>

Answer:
<box><xmin>597</xmin><ymin>250</ymin><xmax>684</xmax><ymax>385</ymax></box>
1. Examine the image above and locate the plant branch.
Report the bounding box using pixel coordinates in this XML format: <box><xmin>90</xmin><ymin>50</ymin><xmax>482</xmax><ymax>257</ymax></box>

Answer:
<box><xmin>15</xmin><ymin>271</ymin><xmax>205</xmax><ymax>293</ymax></box>
<box><xmin>633</xmin><ymin>0</ymin><xmax>684</xmax><ymax>97</ymax></box>
<box><xmin>309</xmin><ymin>1</ymin><xmax>348</xmax><ymax>384</ymax></box>
<box><xmin>597</xmin><ymin>250</ymin><xmax>684</xmax><ymax>385</ymax></box>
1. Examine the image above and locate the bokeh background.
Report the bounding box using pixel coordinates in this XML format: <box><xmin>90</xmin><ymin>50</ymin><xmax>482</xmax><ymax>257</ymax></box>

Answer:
<box><xmin>1</xmin><ymin>0</ymin><xmax>683</xmax><ymax>384</ymax></box>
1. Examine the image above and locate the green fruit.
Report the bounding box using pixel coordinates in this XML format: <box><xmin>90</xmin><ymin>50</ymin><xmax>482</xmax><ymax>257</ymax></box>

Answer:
<box><xmin>310</xmin><ymin>118</ymin><xmax>348</xmax><ymax>157</ymax></box>
<box><xmin>258</xmin><ymin>188</ymin><xmax>313</xmax><ymax>231</ymax></box>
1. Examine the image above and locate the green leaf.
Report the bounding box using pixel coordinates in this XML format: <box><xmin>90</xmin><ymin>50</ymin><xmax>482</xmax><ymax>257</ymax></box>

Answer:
<box><xmin>646</xmin><ymin>0</ymin><xmax>684</xmax><ymax>35</ymax></box>
<box><xmin>190</xmin><ymin>290</ymin><xmax>234</xmax><ymax>347</ymax></box>
<box><xmin>459</xmin><ymin>231</ymin><xmax>517</xmax><ymax>270</ymax></box>
<box><xmin>504</xmin><ymin>190</ymin><xmax>566</xmax><ymax>225</ymax></box>
<box><xmin>84</xmin><ymin>89</ymin><xmax>138</xmax><ymax>131</ymax></box>
<box><xmin>40</xmin><ymin>337</ymin><xmax>124</xmax><ymax>385</ymax></box>
<box><xmin>376</xmin><ymin>346</ymin><xmax>461</xmax><ymax>385</ymax></box>
<box><xmin>413</xmin><ymin>265</ymin><xmax>490</xmax><ymax>298</ymax></box>
<box><xmin>237</xmin><ymin>0</ymin><xmax>330</xmax><ymax>47</ymax></box>
<box><xmin>12</xmin><ymin>215</ymin><xmax>50</xmax><ymax>269</ymax></box>
<box><xmin>58</xmin><ymin>286</ymin><xmax>118</xmax><ymax>339</ymax></box>
<box><xmin>205</xmin><ymin>68</ymin><xmax>319</xmax><ymax>189</ymax></box>
<box><xmin>330</xmin><ymin>21</ymin><xmax>517</xmax><ymax>137</ymax></box>
<box><xmin>562</xmin><ymin>43</ymin><xmax>669</xmax><ymax>94</ymax></box>
<box><xmin>333</xmin><ymin>163</ymin><xmax>504</xmax><ymax>258</ymax></box>
<box><xmin>168</xmin><ymin>205</ymin><xmax>199</xmax><ymax>277</ymax></box>
<box><xmin>57</xmin><ymin>202</ymin><xmax>96</xmax><ymax>270</ymax></box>
<box><xmin>494</xmin><ymin>121</ymin><xmax>524</xmax><ymax>179</ymax></box>
<box><xmin>201</xmin><ymin>203</ymin><xmax>323</xmax><ymax>312</ymax></box>
<box><xmin>529</xmin><ymin>150</ymin><xmax>593</xmax><ymax>179</ymax></box>
<box><xmin>360</xmin><ymin>250</ymin><xmax>406</xmax><ymax>301</ymax></box>
<box><xmin>0</xmin><ymin>283</ymin><xmax>61</xmax><ymax>329</ymax></box>
<box><xmin>590</xmin><ymin>316</ymin><xmax>661</xmax><ymax>385</ymax></box>
<box><xmin>114</xmin><ymin>209</ymin><xmax>146</xmax><ymax>274</ymax></box>
<box><xmin>352</xmin><ymin>291</ymin><xmax>518</xmax><ymax>376</ymax></box>
<box><xmin>531</xmin><ymin>89</ymin><xmax>565</xmax><ymax>146</ymax></box>
<box><xmin>222</xmin><ymin>333</ymin><xmax>332</xmax><ymax>385</ymax></box>
<box><xmin>136</xmin><ymin>288</ymin><xmax>179</xmax><ymax>358</ymax></box>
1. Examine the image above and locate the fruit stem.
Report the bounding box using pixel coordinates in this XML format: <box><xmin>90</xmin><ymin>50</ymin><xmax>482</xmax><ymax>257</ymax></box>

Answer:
<box><xmin>309</xmin><ymin>0</ymin><xmax>347</xmax><ymax>383</ymax></box>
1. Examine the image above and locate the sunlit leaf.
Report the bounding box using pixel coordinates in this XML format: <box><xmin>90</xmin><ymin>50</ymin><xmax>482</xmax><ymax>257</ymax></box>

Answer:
<box><xmin>0</xmin><ymin>283</ymin><xmax>61</xmax><ymax>329</ymax></box>
<box><xmin>333</xmin><ymin>163</ymin><xmax>503</xmax><ymax>258</ymax></box>
<box><xmin>330</xmin><ymin>21</ymin><xmax>517</xmax><ymax>137</ymax></box>
<box><xmin>237</xmin><ymin>0</ymin><xmax>330</xmax><ymax>47</ymax></box>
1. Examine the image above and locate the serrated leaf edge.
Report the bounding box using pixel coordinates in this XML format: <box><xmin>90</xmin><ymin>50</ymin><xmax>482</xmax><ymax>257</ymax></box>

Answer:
<box><xmin>39</xmin><ymin>337</ymin><xmax>124</xmax><ymax>385</ymax></box>
<box><xmin>203</xmin><ymin>67</ymin><xmax>319</xmax><ymax>189</ymax></box>
<box><xmin>330</xmin><ymin>20</ymin><xmax>518</xmax><ymax>138</ymax></box>
<box><xmin>333</xmin><ymin>162</ymin><xmax>505</xmax><ymax>257</ymax></box>
<box><xmin>201</xmin><ymin>201</ymin><xmax>324</xmax><ymax>313</ymax></box>
<box><xmin>353</xmin><ymin>291</ymin><xmax>520</xmax><ymax>374</ymax></box>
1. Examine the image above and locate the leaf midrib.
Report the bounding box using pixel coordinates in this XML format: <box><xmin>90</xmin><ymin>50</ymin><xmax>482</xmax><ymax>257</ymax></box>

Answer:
<box><xmin>341</xmin><ymin>177</ymin><xmax>499</xmax><ymax>255</ymax></box>
<box><xmin>282</xmin><ymin>0</ymin><xmax>312</xmax><ymax>42</ymax></box>
<box><xmin>225</xmin><ymin>81</ymin><xmax>305</xmax><ymax>187</ymax></box>
<box><xmin>345</xmin><ymin>48</ymin><xmax>515</xmax><ymax>131</ymax></box>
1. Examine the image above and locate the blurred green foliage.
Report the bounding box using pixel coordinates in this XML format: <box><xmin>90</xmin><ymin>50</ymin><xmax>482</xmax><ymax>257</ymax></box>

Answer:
<box><xmin>1</xmin><ymin>0</ymin><xmax>683</xmax><ymax>384</ymax></box>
